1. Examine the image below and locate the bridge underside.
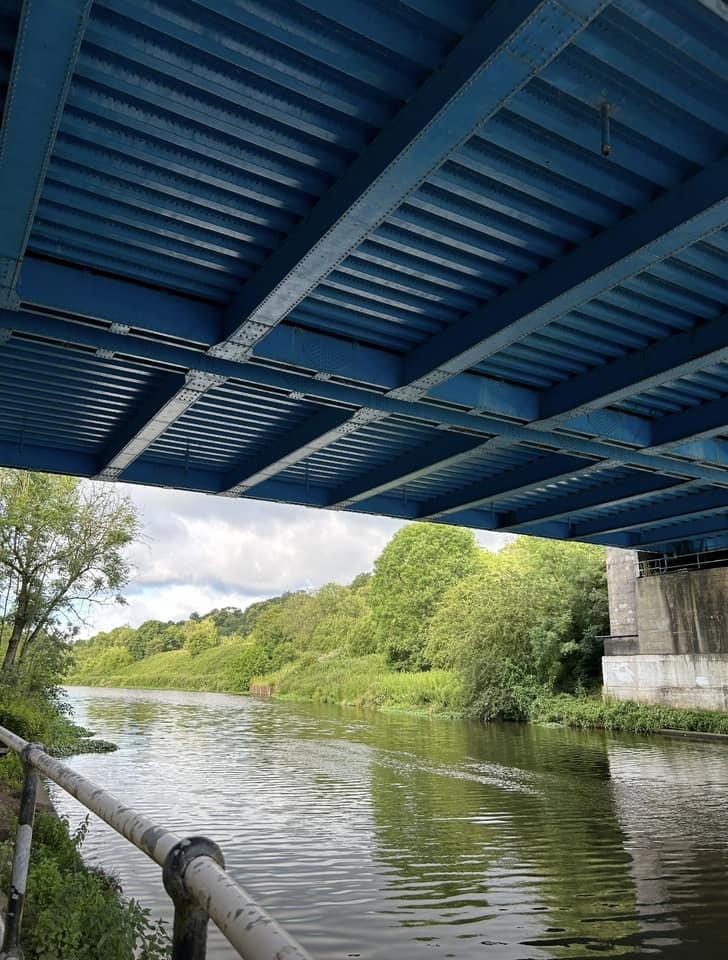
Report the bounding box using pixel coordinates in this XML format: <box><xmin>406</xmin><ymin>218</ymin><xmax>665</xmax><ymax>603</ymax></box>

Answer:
<box><xmin>0</xmin><ymin>0</ymin><xmax>727</xmax><ymax>555</ymax></box>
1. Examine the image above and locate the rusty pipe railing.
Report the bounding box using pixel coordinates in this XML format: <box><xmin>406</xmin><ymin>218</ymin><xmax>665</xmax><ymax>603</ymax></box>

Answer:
<box><xmin>0</xmin><ymin>724</ymin><xmax>314</xmax><ymax>960</ymax></box>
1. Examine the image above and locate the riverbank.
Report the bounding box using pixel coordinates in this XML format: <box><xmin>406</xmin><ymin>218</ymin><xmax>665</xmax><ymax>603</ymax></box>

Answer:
<box><xmin>68</xmin><ymin>647</ymin><xmax>463</xmax><ymax>713</ymax></box>
<box><xmin>67</xmin><ymin>643</ymin><xmax>728</xmax><ymax>737</ymax></box>
<box><xmin>0</xmin><ymin>762</ymin><xmax>168</xmax><ymax>959</ymax></box>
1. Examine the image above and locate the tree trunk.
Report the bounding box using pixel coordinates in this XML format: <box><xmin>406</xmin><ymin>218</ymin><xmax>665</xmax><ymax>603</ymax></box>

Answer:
<box><xmin>1</xmin><ymin>581</ymin><xmax>28</xmax><ymax>671</ymax></box>
<box><xmin>2</xmin><ymin>618</ymin><xmax>25</xmax><ymax>670</ymax></box>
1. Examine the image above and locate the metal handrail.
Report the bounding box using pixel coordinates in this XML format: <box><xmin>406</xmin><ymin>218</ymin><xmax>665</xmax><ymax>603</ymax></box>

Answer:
<box><xmin>0</xmin><ymin>724</ymin><xmax>314</xmax><ymax>960</ymax></box>
<box><xmin>639</xmin><ymin>552</ymin><xmax>728</xmax><ymax>577</ymax></box>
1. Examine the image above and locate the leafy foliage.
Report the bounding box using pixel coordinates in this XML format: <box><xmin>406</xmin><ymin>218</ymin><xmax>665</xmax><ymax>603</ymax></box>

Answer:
<box><xmin>0</xmin><ymin>813</ymin><xmax>169</xmax><ymax>960</ymax></box>
<box><xmin>425</xmin><ymin>538</ymin><xmax>609</xmax><ymax>719</ymax></box>
<box><xmin>369</xmin><ymin>524</ymin><xmax>481</xmax><ymax>671</ymax></box>
<box><xmin>71</xmin><ymin>525</ymin><xmax>609</xmax><ymax>725</ymax></box>
<box><xmin>0</xmin><ymin>470</ymin><xmax>139</xmax><ymax>672</ymax></box>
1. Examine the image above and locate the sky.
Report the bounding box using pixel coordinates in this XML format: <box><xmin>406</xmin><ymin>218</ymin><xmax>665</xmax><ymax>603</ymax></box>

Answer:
<box><xmin>85</xmin><ymin>483</ymin><xmax>513</xmax><ymax>636</ymax></box>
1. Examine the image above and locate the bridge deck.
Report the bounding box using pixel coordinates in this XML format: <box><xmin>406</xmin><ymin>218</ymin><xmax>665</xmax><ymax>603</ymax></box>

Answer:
<box><xmin>0</xmin><ymin>0</ymin><xmax>726</xmax><ymax>554</ymax></box>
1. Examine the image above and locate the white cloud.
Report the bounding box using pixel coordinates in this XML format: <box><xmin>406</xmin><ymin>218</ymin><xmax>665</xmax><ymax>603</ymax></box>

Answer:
<box><xmin>79</xmin><ymin>484</ymin><xmax>513</xmax><ymax>635</ymax></box>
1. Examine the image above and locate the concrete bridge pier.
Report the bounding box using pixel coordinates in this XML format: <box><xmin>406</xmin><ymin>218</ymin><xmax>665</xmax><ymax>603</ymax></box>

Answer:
<box><xmin>603</xmin><ymin>547</ymin><xmax>728</xmax><ymax>711</ymax></box>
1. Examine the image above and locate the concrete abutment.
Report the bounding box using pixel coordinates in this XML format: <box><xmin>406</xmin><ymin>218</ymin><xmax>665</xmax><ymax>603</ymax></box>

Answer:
<box><xmin>603</xmin><ymin>547</ymin><xmax>728</xmax><ymax>711</ymax></box>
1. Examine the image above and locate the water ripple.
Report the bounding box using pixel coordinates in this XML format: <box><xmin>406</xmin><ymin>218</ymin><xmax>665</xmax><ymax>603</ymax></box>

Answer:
<box><xmin>45</xmin><ymin>687</ymin><xmax>728</xmax><ymax>960</ymax></box>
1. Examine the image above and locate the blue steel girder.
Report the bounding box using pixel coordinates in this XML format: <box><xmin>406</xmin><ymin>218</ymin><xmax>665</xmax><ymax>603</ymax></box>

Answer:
<box><xmin>0</xmin><ymin>0</ymin><xmax>726</xmax><ymax>557</ymax></box>
<box><xmin>220</xmin><ymin>0</ymin><xmax>610</xmax><ymax>351</ymax></box>
<box><xmin>536</xmin><ymin>309</ymin><xmax>728</xmax><ymax>428</ymax></box>
<box><xmin>398</xmin><ymin>155</ymin><xmax>728</xmax><ymax>391</ymax></box>
<box><xmin>416</xmin><ymin>452</ymin><xmax>599</xmax><ymax>520</ymax></box>
<box><xmin>497</xmin><ymin>474</ymin><xmax>697</xmax><ymax>532</ymax></box>
<box><xmin>8</xmin><ymin>308</ymin><xmax>728</xmax><ymax>492</ymax></box>
<box><xmin>239</xmin><ymin>146</ymin><xmax>728</xmax><ymax>494</ymax></box>
<box><xmin>69</xmin><ymin>0</ymin><xmax>610</xmax><ymax>479</ymax></box>
<box><xmin>327</xmin><ymin>432</ymin><xmax>495</xmax><ymax>508</ymax></box>
<box><xmin>220</xmin><ymin>406</ymin><xmax>381</xmax><ymax>496</ymax></box>
<box><xmin>628</xmin><ymin>513</ymin><xmax>728</xmax><ymax>552</ymax></box>
<box><xmin>571</xmin><ymin>486</ymin><xmax>728</xmax><ymax>538</ymax></box>
<box><xmin>0</xmin><ymin>0</ymin><xmax>92</xmax><ymax>305</ymax></box>
<box><xmin>8</xmin><ymin>307</ymin><xmax>728</xmax><ymax>506</ymax></box>
<box><xmin>19</xmin><ymin>257</ymin><xmax>655</xmax><ymax>447</ymax></box>
<box><xmin>649</xmin><ymin>396</ymin><xmax>728</xmax><ymax>451</ymax></box>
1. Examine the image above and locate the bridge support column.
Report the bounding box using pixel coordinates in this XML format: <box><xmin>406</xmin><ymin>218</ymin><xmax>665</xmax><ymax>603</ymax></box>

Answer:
<box><xmin>603</xmin><ymin>547</ymin><xmax>728</xmax><ymax>711</ymax></box>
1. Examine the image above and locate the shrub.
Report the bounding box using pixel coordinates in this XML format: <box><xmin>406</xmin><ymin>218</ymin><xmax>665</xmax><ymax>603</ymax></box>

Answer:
<box><xmin>0</xmin><ymin>812</ymin><xmax>169</xmax><ymax>960</ymax></box>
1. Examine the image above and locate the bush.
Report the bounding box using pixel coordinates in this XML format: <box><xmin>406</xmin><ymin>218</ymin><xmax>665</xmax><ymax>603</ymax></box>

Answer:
<box><xmin>255</xmin><ymin>653</ymin><xmax>463</xmax><ymax>714</ymax></box>
<box><xmin>0</xmin><ymin>813</ymin><xmax>169</xmax><ymax>960</ymax></box>
<box><xmin>529</xmin><ymin>691</ymin><xmax>728</xmax><ymax>735</ymax></box>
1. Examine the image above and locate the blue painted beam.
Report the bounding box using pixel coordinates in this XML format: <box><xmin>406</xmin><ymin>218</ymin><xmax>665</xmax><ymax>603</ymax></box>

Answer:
<box><xmin>628</xmin><ymin>513</ymin><xmax>728</xmax><ymax>552</ymax></box>
<box><xmin>327</xmin><ymin>432</ymin><xmax>490</xmax><ymax>507</ymax></box>
<box><xmin>17</xmin><ymin>261</ymin><xmax>656</xmax><ymax>445</ymax></box>
<box><xmin>220</xmin><ymin>406</ymin><xmax>375</xmax><ymax>497</ymax></box>
<box><xmin>561</xmin><ymin>410</ymin><xmax>652</xmax><ymax>448</ymax></box>
<box><xmin>246</xmin><ymin>481</ymin><xmax>419</xmax><ymax>520</ymax></box>
<box><xmin>222</xmin><ymin>0</ymin><xmax>609</xmax><ymax>354</ymax></box>
<box><xmin>18</xmin><ymin>0</ymin><xmax>605</xmax><ymax>483</ymax></box>
<box><xmin>649</xmin><ymin>396</ymin><xmax>728</xmax><ymax>450</ymax></box>
<box><xmin>95</xmin><ymin>372</ymin><xmax>187</xmax><ymax>480</ymax></box>
<box><xmin>120</xmin><ymin>460</ymin><xmax>224</xmax><ymax>494</ymax></box>
<box><xmin>537</xmin><ymin>310</ymin><xmax>728</xmax><ymax>426</ymax></box>
<box><xmin>400</xmin><ymin>155</ymin><xmax>728</xmax><ymax>390</ymax></box>
<box><xmin>17</xmin><ymin>261</ymin><xmax>538</xmax><ymax>421</ymax></box>
<box><xmin>670</xmin><ymin>438</ymin><xmax>728</xmax><ymax>466</ymax></box>
<box><xmin>0</xmin><ymin>0</ymin><xmax>92</xmax><ymax>305</ymax></box>
<box><xmin>498</xmin><ymin>473</ymin><xmax>692</xmax><ymax>531</ymax></box>
<box><xmin>572</xmin><ymin>487</ymin><xmax>728</xmax><ymax>539</ymax></box>
<box><xmin>417</xmin><ymin>453</ymin><xmax>595</xmax><ymax>520</ymax></box>
<box><xmin>18</xmin><ymin>258</ymin><xmax>223</xmax><ymax>344</ymax></box>
<box><xmin>7</xmin><ymin>309</ymin><xmax>728</xmax><ymax>488</ymax></box>
<box><xmin>0</xmin><ymin>439</ymin><xmax>96</xmax><ymax>477</ymax></box>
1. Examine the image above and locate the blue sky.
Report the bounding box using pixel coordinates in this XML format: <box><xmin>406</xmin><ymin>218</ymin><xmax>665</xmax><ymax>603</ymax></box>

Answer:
<box><xmin>84</xmin><ymin>483</ymin><xmax>512</xmax><ymax>635</ymax></box>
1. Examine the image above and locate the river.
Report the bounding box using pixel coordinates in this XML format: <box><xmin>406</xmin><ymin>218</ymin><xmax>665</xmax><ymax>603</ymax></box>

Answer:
<box><xmin>52</xmin><ymin>686</ymin><xmax>728</xmax><ymax>959</ymax></box>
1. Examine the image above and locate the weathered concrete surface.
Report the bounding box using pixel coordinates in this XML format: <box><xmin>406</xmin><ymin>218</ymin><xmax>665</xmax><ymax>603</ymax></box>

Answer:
<box><xmin>606</xmin><ymin>548</ymin><xmax>639</xmax><ymax>637</ymax></box>
<box><xmin>603</xmin><ymin>654</ymin><xmax>728</xmax><ymax>711</ymax></box>
<box><xmin>636</xmin><ymin>567</ymin><xmax>728</xmax><ymax>655</ymax></box>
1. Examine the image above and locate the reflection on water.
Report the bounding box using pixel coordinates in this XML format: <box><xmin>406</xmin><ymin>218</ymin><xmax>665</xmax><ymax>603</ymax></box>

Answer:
<box><xmin>51</xmin><ymin>687</ymin><xmax>728</xmax><ymax>959</ymax></box>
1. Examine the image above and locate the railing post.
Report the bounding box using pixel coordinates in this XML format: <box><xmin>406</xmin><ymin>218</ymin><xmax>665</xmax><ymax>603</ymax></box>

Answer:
<box><xmin>2</xmin><ymin>745</ymin><xmax>42</xmax><ymax>958</ymax></box>
<box><xmin>163</xmin><ymin>837</ymin><xmax>225</xmax><ymax>960</ymax></box>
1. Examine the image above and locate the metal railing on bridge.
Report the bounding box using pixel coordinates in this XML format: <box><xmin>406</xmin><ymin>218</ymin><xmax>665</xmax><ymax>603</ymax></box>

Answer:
<box><xmin>0</xmin><ymin>724</ymin><xmax>314</xmax><ymax>960</ymax></box>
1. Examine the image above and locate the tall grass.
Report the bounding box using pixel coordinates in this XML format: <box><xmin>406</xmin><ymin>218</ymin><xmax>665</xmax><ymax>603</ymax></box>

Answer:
<box><xmin>67</xmin><ymin>640</ymin><xmax>254</xmax><ymax>693</ymax></box>
<box><xmin>529</xmin><ymin>691</ymin><xmax>728</xmax><ymax>735</ymax></box>
<box><xmin>256</xmin><ymin>653</ymin><xmax>463</xmax><ymax>714</ymax></box>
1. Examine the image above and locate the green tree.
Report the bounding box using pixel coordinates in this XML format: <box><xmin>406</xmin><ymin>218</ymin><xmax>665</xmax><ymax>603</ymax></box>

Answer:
<box><xmin>0</xmin><ymin>471</ymin><xmax>139</xmax><ymax>672</ymax></box>
<box><xmin>369</xmin><ymin>523</ymin><xmax>481</xmax><ymax>671</ymax></box>
<box><xmin>183</xmin><ymin>618</ymin><xmax>219</xmax><ymax>657</ymax></box>
<box><xmin>426</xmin><ymin>539</ymin><xmax>608</xmax><ymax>719</ymax></box>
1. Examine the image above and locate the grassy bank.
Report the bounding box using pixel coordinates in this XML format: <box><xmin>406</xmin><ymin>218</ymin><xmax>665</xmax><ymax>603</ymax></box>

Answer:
<box><xmin>69</xmin><ymin>641</ymin><xmax>728</xmax><ymax>737</ymax></box>
<box><xmin>530</xmin><ymin>691</ymin><xmax>728</xmax><ymax>735</ymax></box>
<box><xmin>68</xmin><ymin>638</ymin><xmax>261</xmax><ymax>693</ymax></box>
<box><xmin>256</xmin><ymin>652</ymin><xmax>463</xmax><ymax>714</ymax></box>
<box><xmin>69</xmin><ymin>645</ymin><xmax>464</xmax><ymax>713</ymax></box>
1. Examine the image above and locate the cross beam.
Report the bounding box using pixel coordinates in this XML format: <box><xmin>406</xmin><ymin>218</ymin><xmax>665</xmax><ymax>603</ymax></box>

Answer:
<box><xmin>327</xmin><ymin>432</ymin><xmax>492</xmax><ymax>508</ymax></box>
<box><xmin>498</xmin><ymin>474</ymin><xmax>693</xmax><ymax>532</ymax></box>
<box><xmin>220</xmin><ymin>406</ymin><xmax>380</xmax><ymax>497</ymax></box>
<box><xmin>572</xmin><ymin>487</ymin><xmax>728</xmax><ymax>538</ymax></box>
<box><xmin>399</xmin><ymin>155</ymin><xmax>728</xmax><ymax>391</ymax></box>
<box><xmin>19</xmin><ymin>257</ymin><xmax>653</xmax><ymax>448</ymax></box>
<box><xmin>71</xmin><ymin>0</ymin><xmax>609</xmax><ymax>479</ymax></box>
<box><xmin>0</xmin><ymin>0</ymin><xmax>92</xmax><ymax>305</ymax></box>
<box><xmin>537</xmin><ymin>309</ymin><xmax>728</xmax><ymax>427</ymax></box>
<box><xmin>417</xmin><ymin>453</ymin><xmax>596</xmax><ymax>520</ymax></box>
<box><xmin>629</xmin><ymin>513</ymin><xmax>728</xmax><ymax>552</ymax></box>
<box><xmin>6</xmin><ymin>309</ymin><xmax>728</xmax><ymax>492</ymax></box>
<box><xmin>220</xmin><ymin>0</ymin><xmax>609</xmax><ymax>352</ymax></box>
